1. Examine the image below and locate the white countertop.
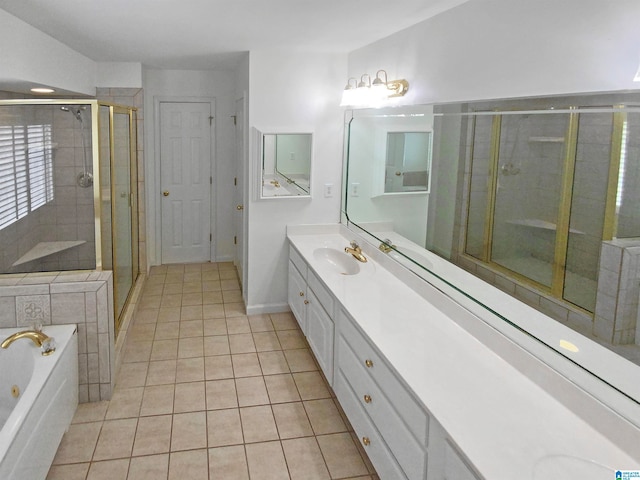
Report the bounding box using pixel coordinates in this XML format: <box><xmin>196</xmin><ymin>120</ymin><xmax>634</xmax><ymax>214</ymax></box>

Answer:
<box><xmin>287</xmin><ymin>225</ymin><xmax>640</xmax><ymax>479</ymax></box>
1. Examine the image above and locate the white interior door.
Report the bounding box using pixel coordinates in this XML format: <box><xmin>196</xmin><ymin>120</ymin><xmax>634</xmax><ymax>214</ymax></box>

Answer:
<box><xmin>160</xmin><ymin>102</ymin><xmax>212</xmax><ymax>264</ymax></box>
<box><xmin>234</xmin><ymin>97</ymin><xmax>245</xmax><ymax>285</ymax></box>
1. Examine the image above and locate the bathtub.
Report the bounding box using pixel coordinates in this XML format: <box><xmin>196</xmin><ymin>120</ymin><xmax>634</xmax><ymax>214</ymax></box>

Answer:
<box><xmin>0</xmin><ymin>325</ymin><xmax>78</xmax><ymax>480</ymax></box>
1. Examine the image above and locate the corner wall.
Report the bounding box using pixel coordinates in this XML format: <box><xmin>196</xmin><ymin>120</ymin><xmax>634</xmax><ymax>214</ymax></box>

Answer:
<box><xmin>246</xmin><ymin>50</ymin><xmax>347</xmax><ymax>313</ymax></box>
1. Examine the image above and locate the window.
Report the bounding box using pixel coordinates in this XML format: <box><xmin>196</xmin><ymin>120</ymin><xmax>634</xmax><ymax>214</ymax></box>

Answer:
<box><xmin>0</xmin><ymin>123</ymin><xmax>54</xmax><ymax>230</ymax></box>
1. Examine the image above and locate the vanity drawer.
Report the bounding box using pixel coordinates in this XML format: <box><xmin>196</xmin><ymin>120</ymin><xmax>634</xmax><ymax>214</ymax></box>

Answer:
<box><xmin>307</xmin><ymin>269</ymin><xmax>334</xmax><ymax>316</ymax></box>
<box><xmin>338</xmin><ymin>336</ymin><xmax>427</xmax><ymax>480</ymax></box>
<box><xmin>338</xmin><ymin>309</ymin><xmax>429</xmax><ymax>448</ymax></box>
<box><xmin>289</xmin><ymin>246</ymin><xmax>307</xmax><ymax>279</ymax></box>
<box><xmin>334</xmin><ymin>370</ymin><xmax>408</xmax><ymax>480</ymax></box>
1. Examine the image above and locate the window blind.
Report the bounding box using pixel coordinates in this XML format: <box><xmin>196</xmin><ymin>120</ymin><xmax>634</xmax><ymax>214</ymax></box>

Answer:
<box><xmin>0</xmin><ymin>123</ymin><xmax>54</xmax><ymax>230</ymax></box>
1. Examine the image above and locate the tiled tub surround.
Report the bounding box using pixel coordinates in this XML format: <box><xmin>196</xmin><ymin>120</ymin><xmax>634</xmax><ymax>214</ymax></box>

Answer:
<box><xmin>287</xmin><ymin>224</ymin><xmax>640</xmax><ymax>478</ymax></box>
<box><xmin>48</xmin><ymin>262</ymin><xmax>380</xmax><ymax>480</ymax></box>
<box><xmin>0</xmin><ymin>270</ymin><xmax>115</xmax><ymax>402</ymax></box>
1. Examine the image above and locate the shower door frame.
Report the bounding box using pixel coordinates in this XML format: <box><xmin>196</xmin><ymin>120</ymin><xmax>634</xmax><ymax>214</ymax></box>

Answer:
<box><xmin>463</xmin><ymin>105</ymin><xmax>624</xmax><ymax>314</ymax></box>
<box><xmin>100</xmin><ymin>102</ymin><xmax>140</xmax><ymax>333</ymax></box>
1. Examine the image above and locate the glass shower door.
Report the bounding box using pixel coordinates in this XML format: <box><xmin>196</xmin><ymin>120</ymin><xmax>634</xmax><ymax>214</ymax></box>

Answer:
<box><xmin>112</xmin><ymin>108</ymin><xmax>137</xmax><ymax>323</ymax></box>
<box><xmin>491</xmin><ymin>113</ymin><xmax>569</xmax><ymax>288</ymax></box>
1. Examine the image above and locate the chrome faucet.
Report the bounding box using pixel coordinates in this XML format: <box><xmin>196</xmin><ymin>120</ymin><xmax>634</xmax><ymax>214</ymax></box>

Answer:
<box><xmin>379</xmin><ymin>238</ymin><xmax>396</xmax><ymax>253</ymax></box>
<box><xmin>1</xmin><ymin>330</ymin><xmax>56</xmax><ymax>356</ymax></box>
<box><xmin>345</xmin><ymin>241</ymin><xmax>368</xmax><ymax>263</ymax></box>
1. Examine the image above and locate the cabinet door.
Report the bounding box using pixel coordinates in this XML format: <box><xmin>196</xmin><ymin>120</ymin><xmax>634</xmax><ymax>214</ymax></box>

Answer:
<box><xmin>288</xmin><ymin>261</ymin><xmax>307</xmax><ymax>333</ymax></box>
<box><xmin>306</xmin><ymin>289</ymin><xmax>334</xmax><ymax>385</ymax></box>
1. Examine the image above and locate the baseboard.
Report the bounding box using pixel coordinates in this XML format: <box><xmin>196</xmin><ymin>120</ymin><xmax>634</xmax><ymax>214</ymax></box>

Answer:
<box><xmin>213</xmin><ymin>254</ymin><xmax>234</xmax><ymax>263</ymax></box>
<box><xmin>246</xmin><ymin>302</ymin><xmax>291</xmax><ymax>316</ymax></box>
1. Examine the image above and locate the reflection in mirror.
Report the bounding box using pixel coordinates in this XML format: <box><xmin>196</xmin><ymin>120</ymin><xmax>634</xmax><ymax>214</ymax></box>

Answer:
<box><xmin>345</xmin><ymin>106</ymin><xmax>433</xmax><ymax>246</ymax></box>
<box><xmin>343</xmin><ymin>93</ymin><xmax>640</xmax><ymax>415</ymax></box>
<box><xmin>385</xmin><ymin>132</ymin><xmax>431</xmax><ymax>193</ymax></box>
<box><xmin>261</xmin><ymin>133</ymin><xmax>311</xmax><ymax>198</ymax></box>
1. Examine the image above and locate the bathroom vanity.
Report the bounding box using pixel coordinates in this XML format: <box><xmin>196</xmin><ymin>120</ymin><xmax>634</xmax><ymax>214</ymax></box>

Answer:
<box><xmin>287</xmin><ymin>224</ymin><xmax>640</xmax><ymax>480</ymax></box>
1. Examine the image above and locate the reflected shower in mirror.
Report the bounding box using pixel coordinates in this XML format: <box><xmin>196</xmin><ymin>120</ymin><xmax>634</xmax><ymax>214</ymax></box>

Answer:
<box><xmin>261</xmin><ymin>132</ymin><xmax>312</xmax><ymax>198</ymax></box>
<box><xmin>343</xmin><ymin>92</ymin><xmax>640</xmax><ymax>413</ymax></box>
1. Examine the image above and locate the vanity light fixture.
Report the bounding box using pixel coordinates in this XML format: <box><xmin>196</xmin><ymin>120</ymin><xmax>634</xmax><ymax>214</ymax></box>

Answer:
<box><xmin>372</xmin><ymin>70</ymin><xmax>409</xmax><ymax>98</ymax></box>
<box><xmin>340</xmin><ymin>78</ymin><xmax>358</xmax><ymax>106</ymax></box>
<box><xmin>340</xmin><ymin>69</ymin><xmax>409</xmax><ymax>107</ymax></box>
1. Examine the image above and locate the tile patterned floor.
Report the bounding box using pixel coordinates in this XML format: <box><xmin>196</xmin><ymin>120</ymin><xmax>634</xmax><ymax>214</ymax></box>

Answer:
<box><xmin>48</xmin><ymin>262</ymin><xmax>379</xmax><ymax>480</ymax></box>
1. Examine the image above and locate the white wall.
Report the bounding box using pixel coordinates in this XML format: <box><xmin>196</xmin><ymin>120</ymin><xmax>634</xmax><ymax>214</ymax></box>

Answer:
<box><xmin>347</xmin><ymin>0</ymin><xmax>640</xmax><ymax>105</ymax></box>
<box><xmin>246</xmin><ymin>50</ymin><xmax>346</xmax><ymax>313</ymax></box>
<box><xmin>96</xmin><ymin>63</ymin><xmax>143</xmax><ymax>88</ymax></box>
<box><xmin>143</xmin><ymin>68</ymin><xmax>238</xmax><ymax>267</ymax></box>
<box><xmin>0</xmin><ymin>8</ymin><xmax>96</xmax><ymax>95</ymax></box>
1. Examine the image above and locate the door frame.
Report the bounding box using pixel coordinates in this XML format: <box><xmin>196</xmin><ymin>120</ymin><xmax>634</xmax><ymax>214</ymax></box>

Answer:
<box><xmin>153</xmin><ymin>96</ymin><xmax>216</xmax><ymax>265</ymax></box>
<box><xmin>235</xmin><ymin>94</ymin><xmax>249</xmax><ymax>299</ymax></box>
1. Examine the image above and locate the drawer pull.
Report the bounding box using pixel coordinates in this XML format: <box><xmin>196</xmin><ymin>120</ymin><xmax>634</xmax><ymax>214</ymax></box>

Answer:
<box><xmin>299</xmin><ymin>291</ymin><xmax>304</xmax><ymax>296</ymax></box>
<box><xmin>362</xmin><ymin>436</ymin><xmax>371</xmax><ymax>446</ymax></box>
<box><xmin>365</xmin><ymin>359</ymin><xmax>374</xmax><ymax>368</ymax></box>
<box><xmin>363</xmin><ymin>394</ymin><xmax>372</xmax><ymax>404</ymax></box>
<box><xmin>304</xmin><ymin>300</ymin><xmax>309</xmax><ymax>305</ymax></box>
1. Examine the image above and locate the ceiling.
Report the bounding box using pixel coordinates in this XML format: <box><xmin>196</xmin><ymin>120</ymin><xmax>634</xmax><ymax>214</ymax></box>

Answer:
<box><xmin>0</xmin><ymin>0</ymin><xmax>469</xmax><ymax>70</ymax></box>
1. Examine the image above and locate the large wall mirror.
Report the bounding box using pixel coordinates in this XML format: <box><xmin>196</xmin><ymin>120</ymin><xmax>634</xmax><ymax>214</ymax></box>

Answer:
<box><xmin>343</xmin><ymin>93</ymin><xmax>640</xmax><ymax>422</ymax></box>
<box><xmin>259</xmin><ymin>131</ymin><xmax>312</xmax><ymax>198</ymax></box>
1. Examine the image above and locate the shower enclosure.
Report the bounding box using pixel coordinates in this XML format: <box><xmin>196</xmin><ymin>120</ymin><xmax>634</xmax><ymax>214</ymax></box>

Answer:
<box><xmin>0</xmin><ymin>99</ymin><xmax>139</xmax><ymax>332</ymax></box>
<box><xmin>463</xmin><ymin>104</ymin><xmax>640</xmax><ymax>314</ymax></box>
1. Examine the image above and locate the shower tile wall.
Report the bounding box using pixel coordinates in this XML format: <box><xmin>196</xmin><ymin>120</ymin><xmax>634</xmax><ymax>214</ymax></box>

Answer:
<box><xmin>594</xmin><ymin>239</ymin><xmax>640</xmax><ymax>344</ymax></box>
<box><xmin>617</xmin><ymin>112</ymin><xmax>640</xmax><ymax>238</ymax></box>
<box><xmin>96</xmin><ymin>88</ymin><xmax>146</xmax><ymax>273</ymax></box>
<box><xmin>51</xmin><ymin>105</ymin><xmax>96</xmax><ymax>271</ymax></box>
<box><xmin>568</xmin><ymin>113</ymin><xmax>612</xmax><ymax>280</ymax></box>
<box><xmin>0</xmin><ymin>270</ymin><xmax>116</xmax><ymax>402</ymax></box>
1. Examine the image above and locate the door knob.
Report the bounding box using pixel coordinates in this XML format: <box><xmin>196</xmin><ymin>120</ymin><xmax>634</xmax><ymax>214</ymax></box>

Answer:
<box><xmin>163</xmin><ymin>191</ymin><xmax>170</xmax><ymax>197</ymax></box>
<box><xmin>236</xmin><ymin>204</ymin><xmax>244</xmax><ymax>210</ymax></box>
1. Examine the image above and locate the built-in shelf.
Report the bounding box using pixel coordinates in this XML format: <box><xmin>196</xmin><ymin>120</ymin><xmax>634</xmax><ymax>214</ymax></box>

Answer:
<box><xmin>12</xmin><ymin>241</ymin><xmax>86</xmax><ymax>267</ymax></box>
<box><xmin>528</xmin><ymin>136</ymin><xmax>565</xmax><ymax>143</ymax></box>
<box><xmin>506</xmin><ymin>218</ymin><xmax>584</xmax><ymax>235</ymax></box>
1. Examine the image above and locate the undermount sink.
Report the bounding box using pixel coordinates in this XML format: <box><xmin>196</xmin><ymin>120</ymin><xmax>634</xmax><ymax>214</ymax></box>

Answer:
<box><xmin>313</xmin><ymin>247</ymin><xmax>361</xmax><ymax>275</ymax></box>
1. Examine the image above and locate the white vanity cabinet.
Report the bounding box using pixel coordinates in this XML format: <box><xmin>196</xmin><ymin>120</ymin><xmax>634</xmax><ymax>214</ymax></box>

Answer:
<box><xmin>287</xmin><ymin>246</ymin><xmax>335</xmax><ymax>384</ymax></box>
<box><xmin>335</xmin><ymin>307</ymin><xmax>430</xmax><ymax>480</ymax></box>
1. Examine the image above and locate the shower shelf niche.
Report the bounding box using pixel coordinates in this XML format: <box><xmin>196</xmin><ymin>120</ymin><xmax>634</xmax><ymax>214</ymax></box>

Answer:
<box><xmin>528</xmin><ymin>136</ymin><xmax>565</xmax><ymax>143</ymax></box>
<box><xmin>506</xmin><ymin>218</ymin><xmax>584</xmax><ymax>235</ymax></box>
<box><xmin>12</xmin><ymin>241</ymin><xmax>87</xmax><ymax>267</ymax></box>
